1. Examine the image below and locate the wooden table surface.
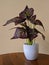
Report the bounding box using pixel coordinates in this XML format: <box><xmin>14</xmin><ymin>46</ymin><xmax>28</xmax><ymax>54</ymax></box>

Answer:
<box><xmin>0</xmin><ymin>53</ymin><xmax>49</xmax><ymax>65</ymax></box>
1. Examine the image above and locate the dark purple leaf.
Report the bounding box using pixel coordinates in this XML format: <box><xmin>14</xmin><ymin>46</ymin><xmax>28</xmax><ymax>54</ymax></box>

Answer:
<box><xmin>29</xmin><ymin>15</ymin><xmax>45</xmax><ymax>30</ymax></box>
<box><xmin>41</xmin><ymin>34</ymin><xmax>45</xmax><ymax>40</ymax></box>
<box><xmin>26</xmin><ymin>27</ymin><xmax>45</xmax><ymax>41</ymax></box>
<box><xmin>33</xmin><ymin>28</ymin><xmax>45</xmax><ymax>40</ymax></box>
<box><xmin>24</xmin><ymin>6</ymin><xmax>34</xmax><ymax>18</ymax></box>
<box><xmin>3</xmin><ymin>17</ymin><xmax>26</xmax><ymax>26</ymax></box>
<box><xmin>29</xmin><ymin>34</ymin><xmax>38</xmax><ymax>41</ymax></box>
<box><xmin>19</xmin><ymin>6</ymin><xmax>28</xmax><ymax>19</ymax></box>
<box><xmin>29</xmin><ymin>15</ymin><xmax>36</xmax><ymax>22</ymax></box>
<box><xmin>11</xmin><ymin>27</ymin><xmax>27</xmax><ymax>39</ymax></box>
<box><xmin>25</xmin><ymin>6</ymin><xmax>34</xmax><ymax>18</ymax></box>
<box><xmin>19</xmin><ymin>11</ymin><xmax>26</xmax><ymax>19</ymax></box>
<box><xmin>19</xmin><ymin>5</ymin><xmax>34</xmax><ymax>19</ymax></box>
<box><xmin>34</xmin><ymin>20</ymin><xmax>45</xmax><ymax>30</ymax></box>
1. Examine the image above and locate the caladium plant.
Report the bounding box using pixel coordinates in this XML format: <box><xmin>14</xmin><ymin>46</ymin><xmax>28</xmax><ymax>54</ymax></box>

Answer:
<box><xmin>3</xmin><ymin>5</ymin><xmax>45</xmax><ymax>45</ymax></box>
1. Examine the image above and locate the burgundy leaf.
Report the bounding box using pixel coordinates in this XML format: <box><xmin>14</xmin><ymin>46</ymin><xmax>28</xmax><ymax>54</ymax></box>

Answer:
<box><xmin>27</xmin><ymin>28</ymin><xmax>38</xmax><ymax>41</ymax></box>
<box><xmin>11</xmin><ymin>36</ymin><xmax>18</xmax><ymax>39</ymax></box>
<box><xmin>3</xmin><ymin>17</ymin><xmax>26</xmax><ymax>26</ymax></box>
<box><xmin>29</xmin><ymin>34</ymin><xmax>38</xmax><ymax>41</ymax></box>
<box><xmin>19</xmin><ymin>5</ymin><xmax>34</xmax><ymax>19</ymax></box>
<box><xmin>26</xmin><ymin>28</ymin><xmax>45</xmax><ymax>41</ymax></box>
<box><xmin>24</xmin><ymin>6</ymin><xmax>34</xmax><ymax>18</ymax></box>
<box><xmin>19</xmin><ymin>6</ymin><xmax>28</xmax><ymax>19</ymax></box>
<box><xmin>11</xmin><ymin>27</ymin><xmax>27</xmax><ymax>39</ymax></box>
<box><xmin>41</xmin><ymin>34</ymin><xmax>45</xmax><ymax>40</ymax></box>
<box><xmin>34</xmin><ymin>20</ymin><xmax>45</xmax><ymax>30</ymax></box>
<box><xmin>19</xmin><ymin>11</ymin><xmax>26</xmax><ymax>19</ymax></box>
<box><xmin>24</xmin><ymin>5</ymin><xmax>28</xmax><ymax>11</ymax></box>
<box><xmin>29</xmin><ymin>15</ymin><xmax>36</xmax><ymax>22</ymax></box>
<box><xmin>33</xmin><ymin>28</ymin><xmax>45</xmax><ymax>40</ymax></box>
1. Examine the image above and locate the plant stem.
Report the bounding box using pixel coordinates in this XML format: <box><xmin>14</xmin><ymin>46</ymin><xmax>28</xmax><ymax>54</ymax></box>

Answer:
<box><xmin>26</xmin><ymin>20</ymin><xmax>33</xmax><ymax>45</ymax></box>
<box><xmin>26</xmin><ymin>39</ymin><xmax>33</xmax><ymax>45</ymax></box>
<box><xmin>33</xmin><ymin>24</ymin><xmax>36</xmax><ymax>44</ymax></box>
<box><xmin>26</xmin><ymin>20</ymin><xmax>36</xmax><ymax>45</ymax></box>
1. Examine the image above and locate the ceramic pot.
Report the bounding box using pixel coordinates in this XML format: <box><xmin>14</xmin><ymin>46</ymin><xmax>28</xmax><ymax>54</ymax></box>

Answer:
<box><xmin>23</xmin><ymin>43</ymin><xmax>39</xmax><ymax>60</ymax></box>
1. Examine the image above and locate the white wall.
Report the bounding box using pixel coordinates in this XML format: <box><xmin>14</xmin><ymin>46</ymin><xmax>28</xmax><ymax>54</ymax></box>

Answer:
<box><xmin>0</xmin><ymin>0</ymin><xmax>49</xmax><ymax>54</ymax></box>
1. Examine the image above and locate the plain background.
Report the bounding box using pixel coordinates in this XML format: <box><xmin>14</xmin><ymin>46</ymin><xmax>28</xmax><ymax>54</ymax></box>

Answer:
<box><xmin>0</xmin><ymin>0</ymin><xmax>49</xmax><ymax>54</ymax></box>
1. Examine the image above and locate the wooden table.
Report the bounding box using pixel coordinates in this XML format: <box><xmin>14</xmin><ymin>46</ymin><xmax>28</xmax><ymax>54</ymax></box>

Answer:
<box><xmin>0</xmin><ymin>53</ymin><xmax>49</xmax><ymax>65</ymax></box>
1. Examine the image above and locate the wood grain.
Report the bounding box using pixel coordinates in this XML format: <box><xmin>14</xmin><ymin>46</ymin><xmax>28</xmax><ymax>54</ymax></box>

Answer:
<box><xmin>0</xmin><ymin>53</ymin><xmax>49</xmax><ymax>65</ymax></box>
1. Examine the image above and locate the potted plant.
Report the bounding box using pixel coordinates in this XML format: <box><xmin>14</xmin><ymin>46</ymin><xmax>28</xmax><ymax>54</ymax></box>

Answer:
<box><xmin>3</xmin><ymin>5</ymin><xmax>45</xmax><ymax>60</ymax></box>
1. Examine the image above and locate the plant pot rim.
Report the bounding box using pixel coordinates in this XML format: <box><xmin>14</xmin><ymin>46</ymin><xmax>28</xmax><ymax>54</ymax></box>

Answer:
<box><xmin>24</xmin><ymin>43</ymin><xmax>38</xmax><ymax>45</ymax></box>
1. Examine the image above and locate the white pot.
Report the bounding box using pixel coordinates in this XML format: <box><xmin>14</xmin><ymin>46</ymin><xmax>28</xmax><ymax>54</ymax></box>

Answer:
<box><xmin>23</xmin><ymin>43</ymin><xmax>39</xmax><ymax>60</ymax></box>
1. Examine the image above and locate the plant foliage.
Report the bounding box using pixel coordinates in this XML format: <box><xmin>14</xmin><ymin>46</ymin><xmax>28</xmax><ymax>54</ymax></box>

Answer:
<box><xmin>3</xmin><ymin>5</ymin><xmax>45</xmax><ymax>44</ymax></box>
